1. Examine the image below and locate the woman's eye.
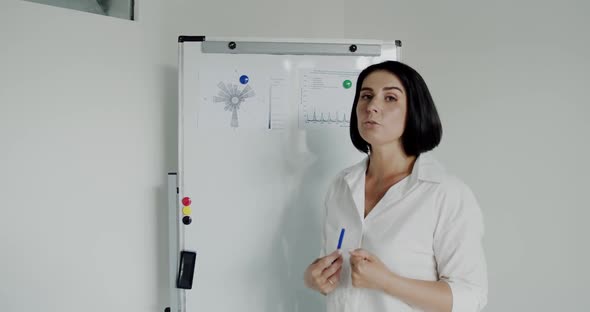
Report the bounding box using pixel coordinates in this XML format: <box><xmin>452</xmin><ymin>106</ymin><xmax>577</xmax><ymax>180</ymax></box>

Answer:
<box><xmin>385</xmin><ymin>96</ymin><xmax>397</xmax><ymax>102</ymax></box>
<box><xmin>361</xmin><ymin>94</ymin><xmax>373</xmax><ymax>100</ymax></box>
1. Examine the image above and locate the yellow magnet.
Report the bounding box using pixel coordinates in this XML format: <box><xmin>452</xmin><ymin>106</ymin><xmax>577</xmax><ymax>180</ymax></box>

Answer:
<box><xmin>182</xmin><ymin>206</ymin><xmax>192</xmax><ymax>216</ymax></box>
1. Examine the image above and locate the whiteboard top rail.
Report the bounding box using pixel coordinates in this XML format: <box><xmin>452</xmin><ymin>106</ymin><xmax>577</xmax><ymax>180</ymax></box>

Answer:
<box><xmin>178</xmin><ymin>35</ymin><xmax>401</xmax><ymax>57</ymax></box>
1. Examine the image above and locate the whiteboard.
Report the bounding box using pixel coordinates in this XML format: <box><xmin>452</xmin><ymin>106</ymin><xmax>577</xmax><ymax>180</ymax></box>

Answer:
<box><xmin>168</xmin><ymin>36</ymin><xmax>401</xmax><ymax>312</ymax></box>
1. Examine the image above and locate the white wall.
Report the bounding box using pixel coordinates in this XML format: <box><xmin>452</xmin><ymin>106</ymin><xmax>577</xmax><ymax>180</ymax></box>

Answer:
<box><xmin>1</xmin><ymin>0</ymin><xmax>589</xmax><ymax>311</ymax></box>
<box><xmin>0</xmin><ymin>1</ymin><xmax>172</xmax><ymax>311</ymax></box>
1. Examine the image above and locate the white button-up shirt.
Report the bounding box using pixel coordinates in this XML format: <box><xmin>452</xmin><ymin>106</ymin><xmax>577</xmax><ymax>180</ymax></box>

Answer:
<box><xmin>321</xmin><ymin>152</ymin><xmax>488</xmax><ymax>312</ymax></box>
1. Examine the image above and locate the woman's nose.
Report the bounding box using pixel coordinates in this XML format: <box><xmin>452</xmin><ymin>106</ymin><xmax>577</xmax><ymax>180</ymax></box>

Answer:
<box><xmin>366</xmin><ymin>99</ymin><xmax>379</xmax><ymax>112</ymax></box>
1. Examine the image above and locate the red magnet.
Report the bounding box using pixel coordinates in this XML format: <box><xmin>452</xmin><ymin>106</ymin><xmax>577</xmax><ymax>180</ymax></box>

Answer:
<box><xmin>182</xmin><ymin>197</ymin><xmax>192</xmax><ymax>206</ymax></box>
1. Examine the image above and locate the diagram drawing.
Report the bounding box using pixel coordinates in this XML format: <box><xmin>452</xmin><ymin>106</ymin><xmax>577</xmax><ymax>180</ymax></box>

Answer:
<box><xmin>212</xmin><ymin>82</ymin><xmax>256</xmax><ymax>128</ymax></box>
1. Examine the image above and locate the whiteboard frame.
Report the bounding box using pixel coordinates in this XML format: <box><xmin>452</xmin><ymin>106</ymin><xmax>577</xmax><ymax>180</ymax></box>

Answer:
<box><xmin>167</xmin><ymin>35</ymin><xmax>402</xmax><ymax>312</ymax></box>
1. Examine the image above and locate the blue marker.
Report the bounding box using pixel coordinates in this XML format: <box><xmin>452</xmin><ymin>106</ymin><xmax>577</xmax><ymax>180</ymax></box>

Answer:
<box><xmin>337</xmin><ymin>228</ymin><xmax>345</xmax><ymax>249</ymax></box>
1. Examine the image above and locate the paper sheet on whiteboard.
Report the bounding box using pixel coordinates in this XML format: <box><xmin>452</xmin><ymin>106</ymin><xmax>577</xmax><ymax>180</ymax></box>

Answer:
<box><xmin>198</xmin><ymin>65</ymin><xmax>289</xmax><ymax>129</ymax></box>
<box><xmin>299</xmin><ymin>69</ymin><xmax>360</xmax><ymax>129</ymax></box>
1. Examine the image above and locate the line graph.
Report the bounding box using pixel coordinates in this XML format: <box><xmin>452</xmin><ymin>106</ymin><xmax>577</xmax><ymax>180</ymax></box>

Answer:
<box><xmin>299</xmin><ymin>69</ymin><xmax>359</xmax><ymax>129</ymax></box>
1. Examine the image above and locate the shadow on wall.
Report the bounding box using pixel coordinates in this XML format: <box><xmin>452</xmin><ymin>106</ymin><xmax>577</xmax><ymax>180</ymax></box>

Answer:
<box><xmin>155</xmin><ymin>65</ymin><xmax>178</xmax><ymax>312</ymax></box>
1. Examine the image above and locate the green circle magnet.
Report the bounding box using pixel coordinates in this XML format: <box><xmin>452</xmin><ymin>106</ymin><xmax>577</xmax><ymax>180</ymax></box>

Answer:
<box><xmin>343</xmin><ymin>80</ymin><xmax>352</xmax><ymax>89</ymax></box>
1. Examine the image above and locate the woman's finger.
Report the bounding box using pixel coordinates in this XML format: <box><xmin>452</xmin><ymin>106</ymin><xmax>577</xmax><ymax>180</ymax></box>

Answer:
<box><xmin>329</xmin><ymin>266</ymin><xmax>342</xmax><ymax>281</ymax></box>
<box><xmin>320</xmin><ymin>250</ymin><xmax>342</xmax><ymax>269</ymax></box>
<box><xmin>321</xmin><ymin>276</ymin><xmax>338</xmax><ymax>292</ymax></box>
<box><xmin>349</xmin><ymin>248</ymin><xmax>373</xmax><ymax>261</ymax></box>
<box><xmin>320</xmin><ymin>266</ymin><xmax>342</xmax><ymax>292</ymax></box>
<box><xmin>312</xmin><ymin>254</ymin><xmax>337</xmax><ymax>277</ymax></box>
<box><xmin>315</xmin><ymin>261</ymin><xmax>338</xmax><ymax>287</ymax></box>
<box><xmin>349</xmin><ymin>254</ymin><xmax>363</xmax><ymax>267</ymax></box>
<box><xmin>321</xmin><ymin>257</ymin><xmax>342</xmax><ymax>279</ymax></box>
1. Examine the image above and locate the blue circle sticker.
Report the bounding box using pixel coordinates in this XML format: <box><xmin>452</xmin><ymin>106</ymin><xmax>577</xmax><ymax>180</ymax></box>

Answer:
<box><xmin>240</xmin><ymin>75</ymin><xmax>249</xmax><ymax>84</ymax></box>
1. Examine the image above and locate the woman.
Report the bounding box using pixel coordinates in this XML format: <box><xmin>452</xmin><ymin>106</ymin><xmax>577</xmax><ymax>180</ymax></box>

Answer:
<box><xmin>304</xmin><ymin>61</ymin><xmax>488</xmax><ymax>312</ymax></box>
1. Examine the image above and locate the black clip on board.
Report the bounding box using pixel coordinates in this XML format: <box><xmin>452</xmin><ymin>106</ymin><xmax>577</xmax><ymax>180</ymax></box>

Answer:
<box><xmin>177</xmin><ymin>251</ymin><xmax>197</xmax><ymax>289</ymax></box>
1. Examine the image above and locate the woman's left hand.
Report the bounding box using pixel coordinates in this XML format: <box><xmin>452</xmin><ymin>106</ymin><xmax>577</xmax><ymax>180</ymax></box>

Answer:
<box><xmin>349</xmin><ymin>248</ymin><xmax>394</xmax><ymax>291</ymax></box>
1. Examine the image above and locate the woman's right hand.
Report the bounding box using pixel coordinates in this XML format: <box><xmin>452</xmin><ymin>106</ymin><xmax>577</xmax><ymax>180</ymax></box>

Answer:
<box><xmin>304</xmin><ymin>250</ymin><xmax>343</xmax><ymax>295</ymax></box>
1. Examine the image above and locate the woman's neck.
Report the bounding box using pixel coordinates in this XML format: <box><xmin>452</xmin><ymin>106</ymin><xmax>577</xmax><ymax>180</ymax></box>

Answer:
<box><xmin>367</xmin><ymin>144</ymin><xmax>416</xmax><ymax>181</ymax></box>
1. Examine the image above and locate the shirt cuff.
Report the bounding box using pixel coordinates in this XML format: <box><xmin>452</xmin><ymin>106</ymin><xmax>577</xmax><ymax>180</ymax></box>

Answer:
<box><xmin>444</xmin><ymin>279</ymin><xmax>487</xmax><ymax>312</ymax></box>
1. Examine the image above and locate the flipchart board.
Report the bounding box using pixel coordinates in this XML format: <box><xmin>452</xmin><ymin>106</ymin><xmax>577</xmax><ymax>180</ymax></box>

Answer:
<box><xmin>167</xmin><ymin>36</ymin><xmax>402</xmax><ymax>312</ymax></box>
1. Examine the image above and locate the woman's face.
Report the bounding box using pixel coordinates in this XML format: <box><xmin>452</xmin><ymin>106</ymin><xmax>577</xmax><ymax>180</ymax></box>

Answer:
<box><xmin>356</xmin><ymin>70</ymin><xmax>408</xmax><ymax>150</ymax></box>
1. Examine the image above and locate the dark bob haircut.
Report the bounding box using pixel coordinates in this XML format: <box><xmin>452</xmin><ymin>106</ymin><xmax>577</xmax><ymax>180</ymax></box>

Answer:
<box><xmin>349</xmin><ymin>60</ymin><xmax>442</xmax><ymax>156</ymax></box>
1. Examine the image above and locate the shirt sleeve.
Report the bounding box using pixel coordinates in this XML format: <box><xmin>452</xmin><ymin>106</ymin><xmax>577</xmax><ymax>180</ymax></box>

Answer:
<box><xmin>433</xmin><ymin>179</ymin><xmax>488</xmax><ymax>312</ymax></box>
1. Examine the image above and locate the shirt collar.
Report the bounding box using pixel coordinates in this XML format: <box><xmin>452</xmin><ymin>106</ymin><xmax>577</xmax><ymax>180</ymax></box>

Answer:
<box><xmin>409</xmin><ymin>151</ymin><xmax>446</xmax><ymax>184</ymax></box>
<box><xmin>343</xmin><ymin>151</ymin><xmax>446</xmax><ymax>190</ymax></box>
<box><xmin>342</xmin><ymin>151</ymin><xmax>445</xmax><ymax>221</ymax></box>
